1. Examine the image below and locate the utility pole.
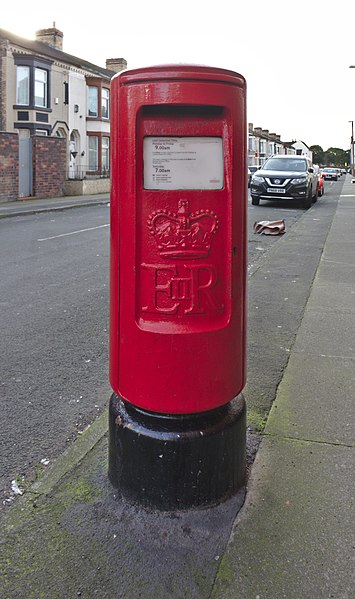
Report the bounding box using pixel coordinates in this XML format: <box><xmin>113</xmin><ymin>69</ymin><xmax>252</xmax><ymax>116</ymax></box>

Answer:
<box><xmin>348</xmin><ymin>66</ymin><xmax>355</xmax><ymax>175</ymax></box>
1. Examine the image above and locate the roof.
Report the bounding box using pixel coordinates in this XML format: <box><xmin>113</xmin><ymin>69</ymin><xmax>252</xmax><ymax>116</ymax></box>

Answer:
<box><xmin>0</xmin><ymin>28</ymin><xmax>115</xmax><ymax>80</ymax></box>
<box><xmin>293</xmin><ymin>140</ymin><xmax>311</xmax><ymax>149</ymax></box>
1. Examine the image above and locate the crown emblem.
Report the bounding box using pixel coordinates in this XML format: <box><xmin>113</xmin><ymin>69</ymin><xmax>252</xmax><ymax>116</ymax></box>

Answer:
<box><xmin>147</xmin><ymin>200</ymin><xmax>219</xmax><ymax>259</ymax></box>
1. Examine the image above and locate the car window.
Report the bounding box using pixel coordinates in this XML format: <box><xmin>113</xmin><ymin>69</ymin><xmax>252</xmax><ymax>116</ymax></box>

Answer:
<box><xmin>263</xmin><ymin>158</ymin><xmax>307</xmax><ymax>172</ymax></box>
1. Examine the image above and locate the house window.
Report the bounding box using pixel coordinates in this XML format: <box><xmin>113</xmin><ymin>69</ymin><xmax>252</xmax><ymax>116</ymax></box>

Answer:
<box><xmin>35</xmin><ymin>129</ymin><xmax>49</xmax><ymax>136</ymax></box>
<box><xmin>35</xmin><ymin>68</ymin><xmax>48</xmax><ymax>107</ymax></box>
<box><xmin>102</xmin><ymin>88</ymin><xmax>110</xmax><ymax>119</ymax></box>
<box><xmin>88</xmin><ymin>87</ymin><xmax>98</xmax><ymax>117</ymax></box>
<box><xmin>102</xmin><ymin>136</ymin><xmax>110</xmax><ymax>170</ymax></box>
<box><xmin>88</xmin><ymin>136</ymin><xmax>99</xmax><ymax>170</ymax></box>
<box><xmin>14</xmin><ymin>56</ymin><xmax>52</xmax><ymax>111</ymax></box>
<box><xmin>16</xmin><ymin>66</ymin><xmax>30</xmax><ymax>105</ymax></box>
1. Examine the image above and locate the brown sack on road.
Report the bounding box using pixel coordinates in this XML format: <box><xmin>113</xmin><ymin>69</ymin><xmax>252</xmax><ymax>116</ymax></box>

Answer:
<box><xmin>253</xmin><ymin>219</ymin><xmax>286</xmax><ymax>235</ymax></box>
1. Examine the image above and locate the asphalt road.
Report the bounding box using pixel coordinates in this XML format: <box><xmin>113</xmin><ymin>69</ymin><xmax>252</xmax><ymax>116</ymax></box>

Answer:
<box><xmin>0</xmin><ymin>203</ymin><xmax>111</xmax><ymax>507</ymax></box>
<box><xmin>0</xmin><ymin>180</ymin><xmax>339</xmax><ymax>507</ymax></box>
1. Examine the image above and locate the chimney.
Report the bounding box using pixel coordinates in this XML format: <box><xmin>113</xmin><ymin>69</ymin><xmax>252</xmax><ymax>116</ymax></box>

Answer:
<box><xmin>36</xmin><ymin>24</ymin><xmax>63</xmax><ymax>50</ymax></box>
<box><xmin>106</xmin><ymin>58</ymin><xmax>127</xmax><ymax>74</ymax></box>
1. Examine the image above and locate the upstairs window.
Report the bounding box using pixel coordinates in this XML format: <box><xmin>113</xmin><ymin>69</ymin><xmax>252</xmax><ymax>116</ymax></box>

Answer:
<box><xmin>88</xmin><ymin>87</ymin><xmax>98</xmax><ymax>117</ymax></box>
<box><xmin>16</xmin><ymin>66</ymin><xmax>30</xmax><ymax>105</ymax></box>
<box><xmin>14</xmin><ymin>56</ymin><xmax>52</xmax><ymax>110</ymax></box>
<box><xmin>34</xmin><ymin>68</ymin><xmax>48</xmax><ymax>108</ymax></box>
<box><xmin>248</xmin><ymin>136</ymin><xmax>256</xmax><ymax>152</ymax></box>
<box><xmin>102</xmin><ymin>88</ymin><xmax>109</xmax><ymax>119</ymax></box>
<box><xmin>86</xmin><ymin>79</ymin><xmax>111</xmax><ymax>120</ymax></box>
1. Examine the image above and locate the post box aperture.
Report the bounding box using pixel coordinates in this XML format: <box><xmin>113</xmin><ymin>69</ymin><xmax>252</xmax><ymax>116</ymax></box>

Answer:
<box><xmin>110</xmin><ymin>65</ymin><xmax>247</xmax><ymax>415</ymax></box>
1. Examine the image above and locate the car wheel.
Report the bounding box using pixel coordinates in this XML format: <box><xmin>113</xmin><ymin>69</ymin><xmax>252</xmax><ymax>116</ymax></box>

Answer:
<box><xmin>302</xmin><ymin>188</ymin><xmax>312</xmax><ymax>209</ymax></box>
<box><xmin>251</xmin><ymin>196</ymin><xmax>260</xmax><ymax>206</ymax></box>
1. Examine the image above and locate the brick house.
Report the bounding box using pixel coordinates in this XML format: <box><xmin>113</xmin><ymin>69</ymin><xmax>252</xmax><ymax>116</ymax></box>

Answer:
<box><xmin>248</xmin><ymin>123</ymin><xmax>297</xmax><ymax>167</ymax></box>
<box><xmin>0</xmin><ymin>26</ymin><xmax>127</xmax><ymax>200</ymax></box>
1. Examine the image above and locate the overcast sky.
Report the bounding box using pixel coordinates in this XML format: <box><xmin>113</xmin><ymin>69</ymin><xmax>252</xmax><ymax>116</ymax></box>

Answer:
<box><xmin>3</xmin><ymin>0</ymin><xmax>355</xmax><ymax>151</ymax></box>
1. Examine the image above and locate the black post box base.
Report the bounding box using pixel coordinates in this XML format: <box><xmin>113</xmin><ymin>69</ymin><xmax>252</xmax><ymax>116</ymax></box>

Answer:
<box><xmin>108</xmin><ymin>393</ymin><xmax>246</xmax><ymax>511</ymax></box>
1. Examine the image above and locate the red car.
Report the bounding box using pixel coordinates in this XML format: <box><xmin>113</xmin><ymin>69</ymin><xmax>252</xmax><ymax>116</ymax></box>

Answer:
<box><xmin>317</xmin><ymin>173</ymin><xmax>324</xmax><ymax>196</ymax></box>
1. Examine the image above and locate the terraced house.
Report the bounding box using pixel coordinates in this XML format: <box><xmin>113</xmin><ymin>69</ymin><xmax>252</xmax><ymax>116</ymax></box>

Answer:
<box><xmin>0</xmin><ymin>26</ymin><xmax>126</xmax><ymax>200</ymax></box>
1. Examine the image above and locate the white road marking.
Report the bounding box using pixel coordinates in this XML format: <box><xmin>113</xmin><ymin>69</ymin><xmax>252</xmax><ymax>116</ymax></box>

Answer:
<box><xmin>38</xmin><ymin>224</ymin><xmax>109</xmax><ymax>241</ymax></box>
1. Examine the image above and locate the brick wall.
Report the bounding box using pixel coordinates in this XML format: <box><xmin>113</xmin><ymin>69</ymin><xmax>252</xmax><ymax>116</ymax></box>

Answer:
<box><xmin>32</xmin><ymin>136</ymin><xmax>66</xmax><ymax>198</ymax></box>
<box><xmin>0</xmin><ymin>132</ymin><xmax>18</xmax><ymax>201</ymax></box>
<box><xmin>0</xmin><ymin>43</ymin><xmax>6</xmax><ymax>131</ymax></box>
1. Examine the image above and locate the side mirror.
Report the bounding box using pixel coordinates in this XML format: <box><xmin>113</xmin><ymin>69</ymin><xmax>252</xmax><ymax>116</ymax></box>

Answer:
<box><xmin>309</xmin><ymin>167</ymin><xmax>314</xmax><ymax>173</ymax></box>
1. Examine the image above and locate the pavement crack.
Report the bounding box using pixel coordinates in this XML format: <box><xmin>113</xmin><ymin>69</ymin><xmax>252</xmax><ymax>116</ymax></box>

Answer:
<box><xmin>262</xmin><ymin>431</ymin><xmax>354</xmax><ymax>449</ymax></box>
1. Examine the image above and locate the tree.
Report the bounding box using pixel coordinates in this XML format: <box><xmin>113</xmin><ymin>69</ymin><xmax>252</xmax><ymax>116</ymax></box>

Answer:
<box><xmin>310</xmin><ymin>145</ymin><xmax>324</xmax><ymax>164</ymax></box>
<box><xmin>323</xmin><ymin>147</ymin><xmax>350</xmax><ymax>167</ymax></box>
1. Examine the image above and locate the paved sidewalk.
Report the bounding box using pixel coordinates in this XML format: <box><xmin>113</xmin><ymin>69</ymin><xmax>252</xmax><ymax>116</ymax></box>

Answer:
<box><xmin>0</xmin><ymin>193</ymin><xmax>109</xmax><ymax>218</ymax></box>
<box><xmin>212</xmin><ymin>178</ymin><xmax>355</xmax><ymax>598</ymax></box>
<box><xmin>1</xmin><ymin>181</ymin><xmax>354</xmax><ymax>598</ymax></box>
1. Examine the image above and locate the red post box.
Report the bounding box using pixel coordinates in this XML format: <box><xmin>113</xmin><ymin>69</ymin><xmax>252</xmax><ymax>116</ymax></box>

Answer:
<box><xmin>109</xmin><ymin>65</ymin><xmax>247</xmax><ymax>509</ymax></box>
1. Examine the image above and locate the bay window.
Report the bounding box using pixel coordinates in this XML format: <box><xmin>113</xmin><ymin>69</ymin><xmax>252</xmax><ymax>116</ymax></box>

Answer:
<box><xmin>102</xmin><ymin>137</ymin><xmax>110</xmax><ymax>170</ymax></box>
<box><xmin>14</xmin><ymin>56</ymin><xmax>52</xmax><ymax>110</ymax></box>
<box><xmin>87</xmin><ymin>134</ymin><xmax>110</xmax><ymax>174</ymax></box>
<box><xmin>16</xmin><ymin>66</ymin><xmax>30</xmax><ymax>105</ymax></box>
<box><xmin>34</xmin><ymin>68</ymin><xmax>48</xmax><ymax>108</ymax></box>
<box><xmin>88</xmin><ymin>136</ymin><xmax>99</xmax><ymax>170</ymax></box>
<box><xmin>86</xmin><ymin>79</ymin><xmax>111</xmax><ymax>120</ymax></box>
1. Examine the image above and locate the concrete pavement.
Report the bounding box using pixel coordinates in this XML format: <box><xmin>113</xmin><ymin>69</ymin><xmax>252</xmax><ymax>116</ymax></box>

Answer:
<box><xmin>0</xmin><ymin>193</ymin><xmax>110</xmax><ymax>218</ymax></box>
<box><xmin>1</xmin><ymin>180</ymin><xmax>354</xmax><ymax>598</ymax></box>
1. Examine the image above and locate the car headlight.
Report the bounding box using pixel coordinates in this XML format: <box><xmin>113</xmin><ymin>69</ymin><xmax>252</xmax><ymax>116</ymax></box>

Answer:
<box><xmin>291</xmin><ymin>177</ymin><xmax>307</xmax><ymax>184</ymax></box>
<box><xmin>252</xmin><ymin>175</ymin><xmax>264</xmax><ymax>183</ymax></box>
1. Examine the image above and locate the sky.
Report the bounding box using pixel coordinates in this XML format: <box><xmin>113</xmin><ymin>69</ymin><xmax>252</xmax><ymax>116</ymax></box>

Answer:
<box><xmin>2</xmin><ymin>0</ymin><xmax>355</xmax><ymax>151</ymax></box>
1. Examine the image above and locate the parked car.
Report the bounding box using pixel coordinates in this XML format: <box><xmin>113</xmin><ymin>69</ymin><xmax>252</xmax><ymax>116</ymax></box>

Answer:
<box><xmin>317</xmin><ymin>173</ymin><xmax>324</xmax><ymax>196</ymax></box>
<box><xmin>250</xmin><ymin>155</ymin><xmax>318</xmax><ymax>209</ymax></box>
<box><xmin>248</xmin><ymin>165</ymin><xmax>262</xmax><ymax>188</ymax></box>
<box><xmin>321</xmin><ymin>168</ymin><xmax>338</xmax><ymax>181</ymax></box>
<box><xmin>249</xmin><ymin>165</ymin><xmax>261</xmax><ymax>174</ymax></box>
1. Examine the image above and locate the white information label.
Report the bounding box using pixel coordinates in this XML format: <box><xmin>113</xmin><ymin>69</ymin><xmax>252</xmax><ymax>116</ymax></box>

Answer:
<box><xmin>143</xmin><ymin>137</ymin><xmax>224</xmax><ymax>190</ymax></box>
